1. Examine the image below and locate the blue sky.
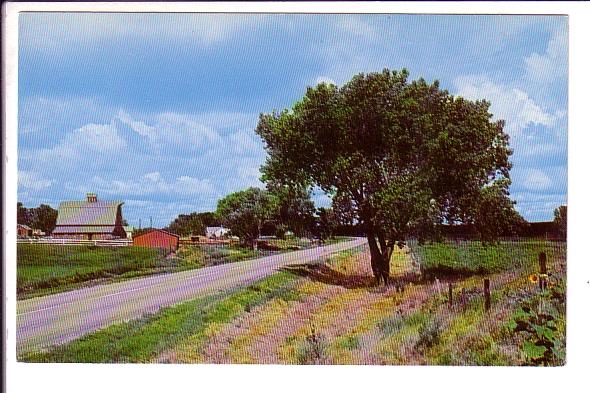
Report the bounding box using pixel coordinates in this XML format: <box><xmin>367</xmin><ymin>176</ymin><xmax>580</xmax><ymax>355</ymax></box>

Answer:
<box><xmin>18</xmin><ymin>13</ymin><xmax>567</xmax><ymax>227</ymax></box>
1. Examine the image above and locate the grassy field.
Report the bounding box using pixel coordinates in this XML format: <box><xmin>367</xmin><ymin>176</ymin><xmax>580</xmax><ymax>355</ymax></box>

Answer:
<box><xmin>410</xmin><ymin>240</ymin><xmax>565</xmax><ymax>276</ymax></box>
<box><xmin>17</xmin><ymin>237</ymin><xmax>352</xmax><ymax>299</ymax></box>
<box><xmin>20</xmin><ymin>240</ymin><xmax>566</xmax><ymax>365</ymax></box>
<box><xmin>17</xmin><ymin>242</ymin><xmax>290</xmax><ymax>299</ymax></box>
<box><xmin>17</xmin><ymin>245</ymin><xmax>169</xmax><ymax>299</ymax></box>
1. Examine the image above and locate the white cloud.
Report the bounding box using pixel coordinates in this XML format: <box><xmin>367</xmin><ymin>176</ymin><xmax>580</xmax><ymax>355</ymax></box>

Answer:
<box><xmin>117</xmin><ymin>110</ymin><xmax>157</xmax><ymax>138</ymax></box>
<box><xmin>525</xmin><ymin>27</ymin><xmax>567</xmax><ymax>84</ymax></box>
<box><xmin>27</xmin><ymin>121</ymin><xmax>126</xmax><ymax>171</ymax></box>
<box><xmin>19</xmin><ymin>107</ymin><xmax>268</xmax><ymax>225</ymax></box>
<box><xmin>454</xmin><ymin>75</ymin><xmax>560</xmax><ymax>135</ymax></box>
<box><xmin>337</xmin><ymin>16</ymin><xmax>379</xmax><ymax>40</ymax></box>
<box><xmin>81</xmin><ymin>173</ymin><xmax>215</xmax><ymax>198</ymax></box>
<box><xmin>521</xmin><ymin>168</ymin><xmax>553</xmax><ymax>191</ymax></box>
<box><xmin>18</xmin><ymin>171</ymin><xmax>54</xmax><ymax>191</ymax></box>
<box><xmin>73</xmin><ymin>123</ymin><xmax>127</xmax><ymax>153</ymax></box>
<box><xmin>144</xmin><ymin>172</ymin><xmax>161</xmax><ymax>183</ymax></box>
<box><xmin>19</xmin><ymin>96</ymin><xmax>108</xmax><ymax>137</ymax></box>
<box><xmin>21</xmin><ymin>13</ymin><xmax>268</xmax><ymax>52</ymax></box>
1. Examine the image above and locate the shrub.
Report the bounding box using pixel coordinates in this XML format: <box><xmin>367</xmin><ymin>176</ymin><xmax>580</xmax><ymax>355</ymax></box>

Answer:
<box><xmin>296</xmin><ymin>324</ymin><xmax>328</xmax><ymax>365</ymax></box>
<box><xmin>415</xmin><ymin>318</ymin><xmax>443</xmax><ymax>352</ymax></box>
<box><xmin>508</xmin><ymin>279</ymin><xmax>566</xmax><ymax>366</ymax></box>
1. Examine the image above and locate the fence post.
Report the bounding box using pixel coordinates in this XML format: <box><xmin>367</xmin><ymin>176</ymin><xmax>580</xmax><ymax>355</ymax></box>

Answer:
<box><xmin>539</xmin><ymin>252</ymin><xmax>547</xmax><ymax>290</ymax></box>
<box><xmin>484</xmin><ymin>279</ymin><xmax>491</xmax><ymax>311</ymax></box>
<box><xmin>448</xmin><ymin>282</ymin><xmax>453</xmax><ymax>309</ymax></box>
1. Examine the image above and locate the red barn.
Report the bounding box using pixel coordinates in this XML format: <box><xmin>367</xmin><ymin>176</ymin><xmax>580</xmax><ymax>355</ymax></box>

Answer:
<box><xmin>133</xmin><ymin>229</ymin><xmax>179</xmax><ymax>251</ymax></box>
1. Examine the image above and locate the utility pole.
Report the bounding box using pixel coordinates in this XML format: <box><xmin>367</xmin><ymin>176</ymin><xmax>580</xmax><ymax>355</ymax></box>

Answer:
<box><xmin>150</xmin><ymin>216</ymin><xmax>153</xmax><ymax>229</ymax></box>
<box><xmin>139</xmin><ymin>218</ymin><xmax>142</xmax><ymax>229</ymax></box>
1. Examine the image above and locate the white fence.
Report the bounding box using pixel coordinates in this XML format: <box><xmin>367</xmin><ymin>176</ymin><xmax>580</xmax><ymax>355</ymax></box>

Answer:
<box><xmin>17</xmin><ymin>238</ymin><xmax>132</xmax><ymax>247</ymax></box>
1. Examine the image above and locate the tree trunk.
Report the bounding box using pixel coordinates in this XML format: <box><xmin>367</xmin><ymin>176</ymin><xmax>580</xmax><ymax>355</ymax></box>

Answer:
<box><xmin>366</xmin><ymin>228</ymin><xmax>393</xmax><ymax>285</ymax></box>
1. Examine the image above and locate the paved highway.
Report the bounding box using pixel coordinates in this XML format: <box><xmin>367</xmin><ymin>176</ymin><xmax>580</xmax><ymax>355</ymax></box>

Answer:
<box><xmin>17</xmin><ymin>238</ymin><xmax>367</xmax><ymax>355</ymax></box>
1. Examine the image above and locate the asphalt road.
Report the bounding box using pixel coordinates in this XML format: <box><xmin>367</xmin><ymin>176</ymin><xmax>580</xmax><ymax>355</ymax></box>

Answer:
<box><xmin>16</xmin><ymin>237</ymin><xmax>367</xmax><ymax>355</ymax></box>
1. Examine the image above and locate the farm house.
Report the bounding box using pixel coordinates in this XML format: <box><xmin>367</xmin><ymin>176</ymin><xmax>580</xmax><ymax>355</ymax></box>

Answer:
<box><xmin>52</xmin><ymin>193</ymin><xmax>127</xmax><ymax>240</ymax></box>
<box><xmin>205</xmin><ymin>226</ymin><xmax>230</xmax><ymax>239</ymax></box>
<box><xmin>133</xmin><ymin>229</ymin><xmax>179</xmax><ymax>251</ymax></box>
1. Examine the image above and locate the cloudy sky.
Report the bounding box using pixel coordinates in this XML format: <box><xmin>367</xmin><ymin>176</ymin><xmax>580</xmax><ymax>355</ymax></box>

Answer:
<box><xmin>18</xmin><ymin>13</ymin><xmax>567</xmax><ymax>227</ymax></box>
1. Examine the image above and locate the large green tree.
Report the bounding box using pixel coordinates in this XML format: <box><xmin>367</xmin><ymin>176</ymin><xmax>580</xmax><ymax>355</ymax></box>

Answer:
<box><xmin>216</xmin><ymin>187</ymin><xmax>277</xmax><ymax>247</ymax></box>
<box><xmin>166</xmin><ymin>212</ymin><xmax>219</xmax><ymax>236</ymax></box>
<box><xmin>17</xmin><ymin>202</ymin><xmax>58</xmax><ymax>234</ymax></box>
<box><xmin>32</xmin><ymin>204</ymin><xmax>58</xmax><ymax>234</ymax></box>
<box><xmin>17</xmin><ymin>202</ymin><xmax>31</xmax><ymax>225</ymax></box>
<box><xmin>268</xmin><ymin>183</ymin><xmax>316</xmax><ymax>238</ymax></box>
<box><xmin>256</xmin><ymin>69</ymin><xmax>517</xmax><ymax>284</ymax></box>
<box><xmin>314</xmin><ymin>207</ymin><xmax>338</xmax><ymax>242</ymax></box>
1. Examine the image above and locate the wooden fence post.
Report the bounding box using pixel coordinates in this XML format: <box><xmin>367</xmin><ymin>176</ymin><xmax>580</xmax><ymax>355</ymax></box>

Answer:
<box><xmin>448</xmin><ymin>282</ymin><xmax>453</xmax><ymax>309</ymax></box>
<box><xmin>539</xmin><ymin>252</ymin><xmax>547</xmax><ymax>290</ymax></box>
<box><xmin>484</xmin><ymin>279</ymin><xmax>491</xmax><ymax>311</ymax></box>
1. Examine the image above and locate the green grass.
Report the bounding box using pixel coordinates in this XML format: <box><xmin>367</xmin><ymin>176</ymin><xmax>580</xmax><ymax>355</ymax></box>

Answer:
<box><xmin>322</xmin><ymin>236</ymin><xmax>353</xmax><ymax>245</ymax></box>
<box><xmin>411</xmin><ymin>240</ymin><xmax>566</xmax><ymax>276</ymax></box>
<box><xmin>17</xmin><ymin>243</ymin><xmax>283</xmax><ymax>299</ymax></box>
<box><xmin>175</xmin><ymin>244</ymin><xmax>261</xmax><ymax>267</ymax></box>
<box><xmin>20</xmin><ymin>270</ymin><xmax>300</xmax><ymax>363</ymax></box>
<box><xmin>17</xmin><ymin>237</ymin><xmax>345</xmax><ymax>299</ymax></box>
<box><xmin>17</xmin><ymin>244</ymin><xmax>170</xmax><ymax>298</ymax></box>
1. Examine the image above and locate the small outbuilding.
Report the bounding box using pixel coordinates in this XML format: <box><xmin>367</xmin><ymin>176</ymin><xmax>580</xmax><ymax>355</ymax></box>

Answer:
<box><xmin>17</xmin><ymin>224</ymin><xmax>33</xmax><ymax>238</ymax></box>
<box><xmin>133</xmin><ymin>229</ymin><xmax>179</xmax><ymax>252</ymax></box>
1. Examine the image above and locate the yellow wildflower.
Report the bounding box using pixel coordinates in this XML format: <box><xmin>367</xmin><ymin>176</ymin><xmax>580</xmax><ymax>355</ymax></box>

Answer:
<box><xmin>528</xmin><ymin>274</ymin><xmax>539</xmax><ymax>283</ymax></box>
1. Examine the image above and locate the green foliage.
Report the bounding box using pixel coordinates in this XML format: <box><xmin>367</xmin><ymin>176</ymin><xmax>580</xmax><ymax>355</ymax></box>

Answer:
<box><xmin>165</xmin><ymin>212</ymin><xmax>219</xmax><ymax>237</ymax></box>
<box><xmin>411</xmin><ymin>240</ymin><xmax>566</xmax><ymax>276</ymax></box>
<box><xmin>314</xmin><ymin>207</ymin><xmax>338</xmax><ymax>241</ymax></box>
<box><xmin>415</xmin><ymin>317</ymin><xmax>443</xmax><ymax>352</ymax></box>
<box><xmin>268</xmin><ymin>184</ymin><xmax>316</xmax><ymax>237</ymax></box>
<box><xmin>17</xmin><ymin>202</ymin><xmax>31</xmax><ymax>225</ymax></box>
<box><xmin>553</xmin><ymin>205</ymin><xmax>567</xmax><ymax>240</ymax></box>
<box><xmin>470</xmin><ymin>181</ymin><xmax>526</xmax><ymax>243</ymax></box>
<box><xmin>256</xmin><ymin>68</ymin><xmax>515</xmax><ymax>246</ymax></box>
<box><xmin>508</xmin><ymin>278</ymin><xmax>566</xmax><ymax>366</ymax></box>
<box><xmin>338</xmin><ymin>335</ymin><xmax>360</xmax><ymax>350</ymax></box>
<box><xmin>17</xmin><ymin>202</ymin><xmax>58</xmax><ymax>234</ymax></box>
<box><xmin>216</xmin><ymin>187</ymin><xmax>277</xmax><ymax>245</ymax></box>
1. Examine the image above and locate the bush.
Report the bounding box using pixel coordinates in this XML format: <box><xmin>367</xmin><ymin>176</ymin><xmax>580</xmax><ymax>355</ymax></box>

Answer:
<box><xmin>508</xmin><ymin>273</ymin><xmax>566</xmax><ymax>366</ymax></box>
<box><xmin>415</xmin><ymin>318</ymin><xmax>443</xmax><ymax>352</ymax></box>
<box><xmin>296</xmin><ymin>324</ymin><xmax>328</xmax><ymax>365</ymax></box>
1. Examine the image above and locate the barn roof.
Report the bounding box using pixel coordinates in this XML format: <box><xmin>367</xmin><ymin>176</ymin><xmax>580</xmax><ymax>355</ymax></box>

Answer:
<box><xmin>133</xmin><ymin>228</ymin><xmax>179</xmax><ymax>239</ymax></box>
<box><xmin>54</xmin><ymin>200</ymin><xmax>123</xmax><ymax>227</ymax></box>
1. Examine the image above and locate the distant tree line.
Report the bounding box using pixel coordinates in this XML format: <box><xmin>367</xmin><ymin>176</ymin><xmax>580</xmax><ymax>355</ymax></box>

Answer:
<box><xmin>164</xmin><ymin>212</ymin><xmax>220</xmax><ymax>237</ymax></box>
<box><xmin>165</xmin><ymin>186</ymin><xmax>337</xmax><ymax>246</ymax></box>
<box><xmin>17</xmin><ymin>202</ymin><xmax>58</xmax><ymax>234</ymax></box>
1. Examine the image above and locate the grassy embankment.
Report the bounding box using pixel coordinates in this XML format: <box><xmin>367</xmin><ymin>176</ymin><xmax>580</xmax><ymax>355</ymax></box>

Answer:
<box><xmin>20</xmin><ymin>240</ymin><xmax>566</xmax><ymax>365</ymax></box>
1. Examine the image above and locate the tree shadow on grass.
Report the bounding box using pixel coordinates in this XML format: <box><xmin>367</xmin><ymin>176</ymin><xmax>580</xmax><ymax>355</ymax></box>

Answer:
<box><xmin>280</xmin><ymin>263</ymin><xmax>376</xmax><ymax>289</ymax></box>
<box><xmin>281</xmin><ymin>262</ymin><xmax>426</xmax><ymax>292</ymax></box>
